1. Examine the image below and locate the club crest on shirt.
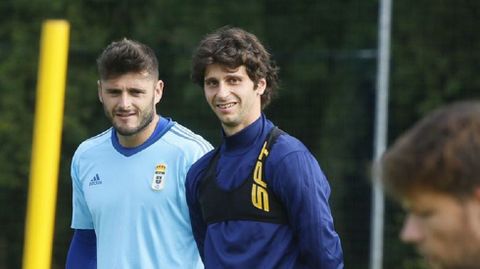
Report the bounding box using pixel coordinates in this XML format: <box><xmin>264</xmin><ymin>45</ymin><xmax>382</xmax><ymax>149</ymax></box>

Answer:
<box><xmin>151</xmin><ymin>164</ymin><xmax>167</xmax><ymax>191</ymax></box>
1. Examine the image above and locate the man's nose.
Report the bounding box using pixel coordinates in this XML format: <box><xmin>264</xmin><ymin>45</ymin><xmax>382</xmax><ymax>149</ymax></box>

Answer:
<box><xmin>216</xmin><ymin>82</ymin><xmax>230</xmax><ymax>98</ymax></box>
<box><xmin>400</xmin><ymin>215</ymin><xmax>423</xmax><ymax>243</ymax></box>
<box><xmin>118</xmin><ymin>92</ymin><xmax>132</xmax><ymax>108</ymax></box>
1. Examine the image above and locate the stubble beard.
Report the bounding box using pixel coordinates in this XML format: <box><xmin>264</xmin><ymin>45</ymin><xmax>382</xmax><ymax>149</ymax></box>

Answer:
<box><xmin>430</xmin><ymin>217</ymin><xmax>480</xmax><ymax>269</ymax></box>
<box><xmin>106</xmin><ymin>104</ymin><xmax>156</xmax><ymax>137</ymax></box>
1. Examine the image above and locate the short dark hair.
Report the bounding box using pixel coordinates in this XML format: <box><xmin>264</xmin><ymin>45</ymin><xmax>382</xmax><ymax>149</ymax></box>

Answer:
<box><xmin>381</xmin><ymin>100</ymin><xmax>480</xmax><ymax>200</ymax></box>
<box><xmin>97</xmin><ymin>38</ymin><xmax>159</xmax><ymax>80</ymax></box>
<box><xmin>191</xmin><ymin>26</ymin><xmax>279</xmax><ymax>109</ymax></box>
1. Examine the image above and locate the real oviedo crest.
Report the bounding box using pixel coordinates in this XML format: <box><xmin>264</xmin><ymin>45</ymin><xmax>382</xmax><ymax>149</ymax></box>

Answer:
<box><xmin>151</xmin><ymin>164</ymin><xmax>167</xmax><ymax>191</ymax></box>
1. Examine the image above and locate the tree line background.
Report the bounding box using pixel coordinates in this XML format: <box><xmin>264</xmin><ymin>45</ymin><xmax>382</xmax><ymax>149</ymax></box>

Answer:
<box><xmin>0</xmin><ymin>0</ymin><xmax>479</xmax><ymax>268</ymax></box>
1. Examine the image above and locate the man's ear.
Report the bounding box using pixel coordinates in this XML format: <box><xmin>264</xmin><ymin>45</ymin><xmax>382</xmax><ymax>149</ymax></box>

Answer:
<box><xmin>473</xmin><ymin>187</ymin><xmax>480</xmax><ymax>202</ymax></box>
<box><xmin>256</xmin><ymin>78</ymin><xmax>266</xmax><ymax>95</ymax></box>
<box><xmin>97</xmin><ymin>80</ymin><xmax>103</xmax><ymax>103</ymax></box>
<box><xmin>154</xmin><ymin>80</ymin><xmax>164</xmax><ymax>104</ymax></box>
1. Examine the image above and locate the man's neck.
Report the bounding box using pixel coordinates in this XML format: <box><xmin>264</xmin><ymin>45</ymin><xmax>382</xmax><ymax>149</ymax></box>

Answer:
<box><xmin>118</xmin><ymin>115</ymin><xmax>159</xmax><ymax>148</ymax></box>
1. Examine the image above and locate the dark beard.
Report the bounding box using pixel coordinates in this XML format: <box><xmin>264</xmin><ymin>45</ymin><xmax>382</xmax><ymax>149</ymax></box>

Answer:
<box><xmin>113</xmin><ymin>110</ymin><xmax>155</xmax><ymax>136</ymax></box>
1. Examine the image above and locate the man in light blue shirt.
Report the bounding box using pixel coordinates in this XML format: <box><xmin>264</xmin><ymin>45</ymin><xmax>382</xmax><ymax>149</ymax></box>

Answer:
<box><xmin>66</xmin><ymin>38</ymin><xmax>212</xmax><ymax>269</ymax></box>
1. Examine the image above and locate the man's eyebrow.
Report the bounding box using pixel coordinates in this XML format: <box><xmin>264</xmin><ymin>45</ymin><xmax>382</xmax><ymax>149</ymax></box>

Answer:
<box><xmin>103</xmin><ymin>86</ymin><xmax>146</xmax><ymax>92</ymax></box>
<box><xmin>204</xmin><ymin>77</ymin><xmax>218</xmax><ymax>82</ymax></box>
<box><xmin>127</xmin><ymin>87</ymin><xmax>146</xmax><ymax>91</ymax></box>
<box><xmin>104</xmin><ymin>87</ymin><xmax>122</xmax><ymax>91</ymax></box>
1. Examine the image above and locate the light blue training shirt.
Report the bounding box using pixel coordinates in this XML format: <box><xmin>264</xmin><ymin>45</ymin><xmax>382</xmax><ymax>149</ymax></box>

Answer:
<box><xmin>71</xmin><ymin>117</ymin><xmax>212</xmax><ymax>269</ymax></box>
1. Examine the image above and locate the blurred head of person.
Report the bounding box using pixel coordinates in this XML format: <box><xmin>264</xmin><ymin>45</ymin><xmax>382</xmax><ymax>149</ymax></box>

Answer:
<box><xmin>380</xmin><ymin>100</ymin><xmax>480</xmax><ymax>269</ymax></box>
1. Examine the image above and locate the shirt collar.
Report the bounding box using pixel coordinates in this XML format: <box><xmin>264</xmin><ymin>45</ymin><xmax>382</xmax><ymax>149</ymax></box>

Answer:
<box><xmin>222</xmin><ymin>114</ymin><xmax>265</xmax><ymax>154</ymax></box>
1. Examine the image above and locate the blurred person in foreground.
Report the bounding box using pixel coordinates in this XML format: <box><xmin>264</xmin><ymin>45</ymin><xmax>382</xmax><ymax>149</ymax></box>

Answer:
<box><xmin>185</xmin><ymin>26</ymin><xmax>344</xmax><ymax>269</ymax></box>
<box><xmin>380</xmin><ymin>100</ymin><xmax>480</xmax><ymax>269</ymax></box>
<box><xmin>65</xmin><ymin>38</ymin><xmax>212</xmax><ymax>268</ymax></box>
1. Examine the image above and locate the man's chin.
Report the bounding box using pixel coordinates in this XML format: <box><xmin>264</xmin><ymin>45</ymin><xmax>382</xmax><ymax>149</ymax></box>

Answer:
<box><xmin>114</xmin><ymin>125</ymin><xmax>139</xmax><ymax>137</ymax></box>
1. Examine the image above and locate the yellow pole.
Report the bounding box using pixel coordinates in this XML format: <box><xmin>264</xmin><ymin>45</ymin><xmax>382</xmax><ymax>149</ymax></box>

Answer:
<box><xmin>22</xmin><ymin>20</ymin><xmax>70</xmax><ymax>269</ymax></box>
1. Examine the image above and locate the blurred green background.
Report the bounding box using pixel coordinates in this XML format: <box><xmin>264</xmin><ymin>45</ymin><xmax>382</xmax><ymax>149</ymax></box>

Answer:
<box><xmin>0</xmin><ymin>0</ymin><xmax>479</xmax><ymax>268</ymax></box>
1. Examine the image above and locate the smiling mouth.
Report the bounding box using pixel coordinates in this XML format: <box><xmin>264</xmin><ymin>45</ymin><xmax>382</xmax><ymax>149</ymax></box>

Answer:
<box><xmin>217</xmin><ymin>102</ymin><xmax>237</xmax><ymax>109</ymax></box>
<box><xmin>115</xmin><ymin>111</ymin><xmax>136</xmax><ymax>119</ymax></box>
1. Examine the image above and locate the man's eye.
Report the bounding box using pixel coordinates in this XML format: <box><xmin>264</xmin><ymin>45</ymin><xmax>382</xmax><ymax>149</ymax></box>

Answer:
<box><xmin>130</xmin><ymin>90</ymin><xmax>142</xmax><ymax>96</ymax></box>
<box><xmin>415</xmin><ymin>209</ymin><xmax>433</xmax><ymax>218</ymax></box>
<box><xmin>228</xmin><ymin>78</ymin><xmax>239</xmax><ymax>84</ymax></box>
<box><xmin>205</xmin><ymin>80</ymin><xmax>218</xmax><ymax>87</ymax></box>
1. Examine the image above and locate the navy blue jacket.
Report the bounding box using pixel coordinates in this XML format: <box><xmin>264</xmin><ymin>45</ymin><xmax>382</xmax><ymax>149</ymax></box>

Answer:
<box><xmin>186</xmin><ymin>115</ymin><xmax>344</xmax><ymax>269</ymax></box>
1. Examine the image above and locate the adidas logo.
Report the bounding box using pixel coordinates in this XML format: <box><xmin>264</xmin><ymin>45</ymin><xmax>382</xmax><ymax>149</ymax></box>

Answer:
<box><xmin>89</xmin><ymin>173</ymin><xmax>102</xmax><ymax>186</ymax></box>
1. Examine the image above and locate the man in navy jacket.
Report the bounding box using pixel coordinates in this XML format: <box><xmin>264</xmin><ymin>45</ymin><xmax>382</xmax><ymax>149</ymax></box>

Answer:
<box><xmin>186</xmin><ymin>26</ymin><xmax>344</xmax><ymax>269</ymax></box>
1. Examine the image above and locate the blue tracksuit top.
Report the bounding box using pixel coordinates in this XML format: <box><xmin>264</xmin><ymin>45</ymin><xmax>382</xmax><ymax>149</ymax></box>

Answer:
<box><xmin>186</xmin><ymin>114</ymin><xmax>344</xmax><ymax>269</ymax></box>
